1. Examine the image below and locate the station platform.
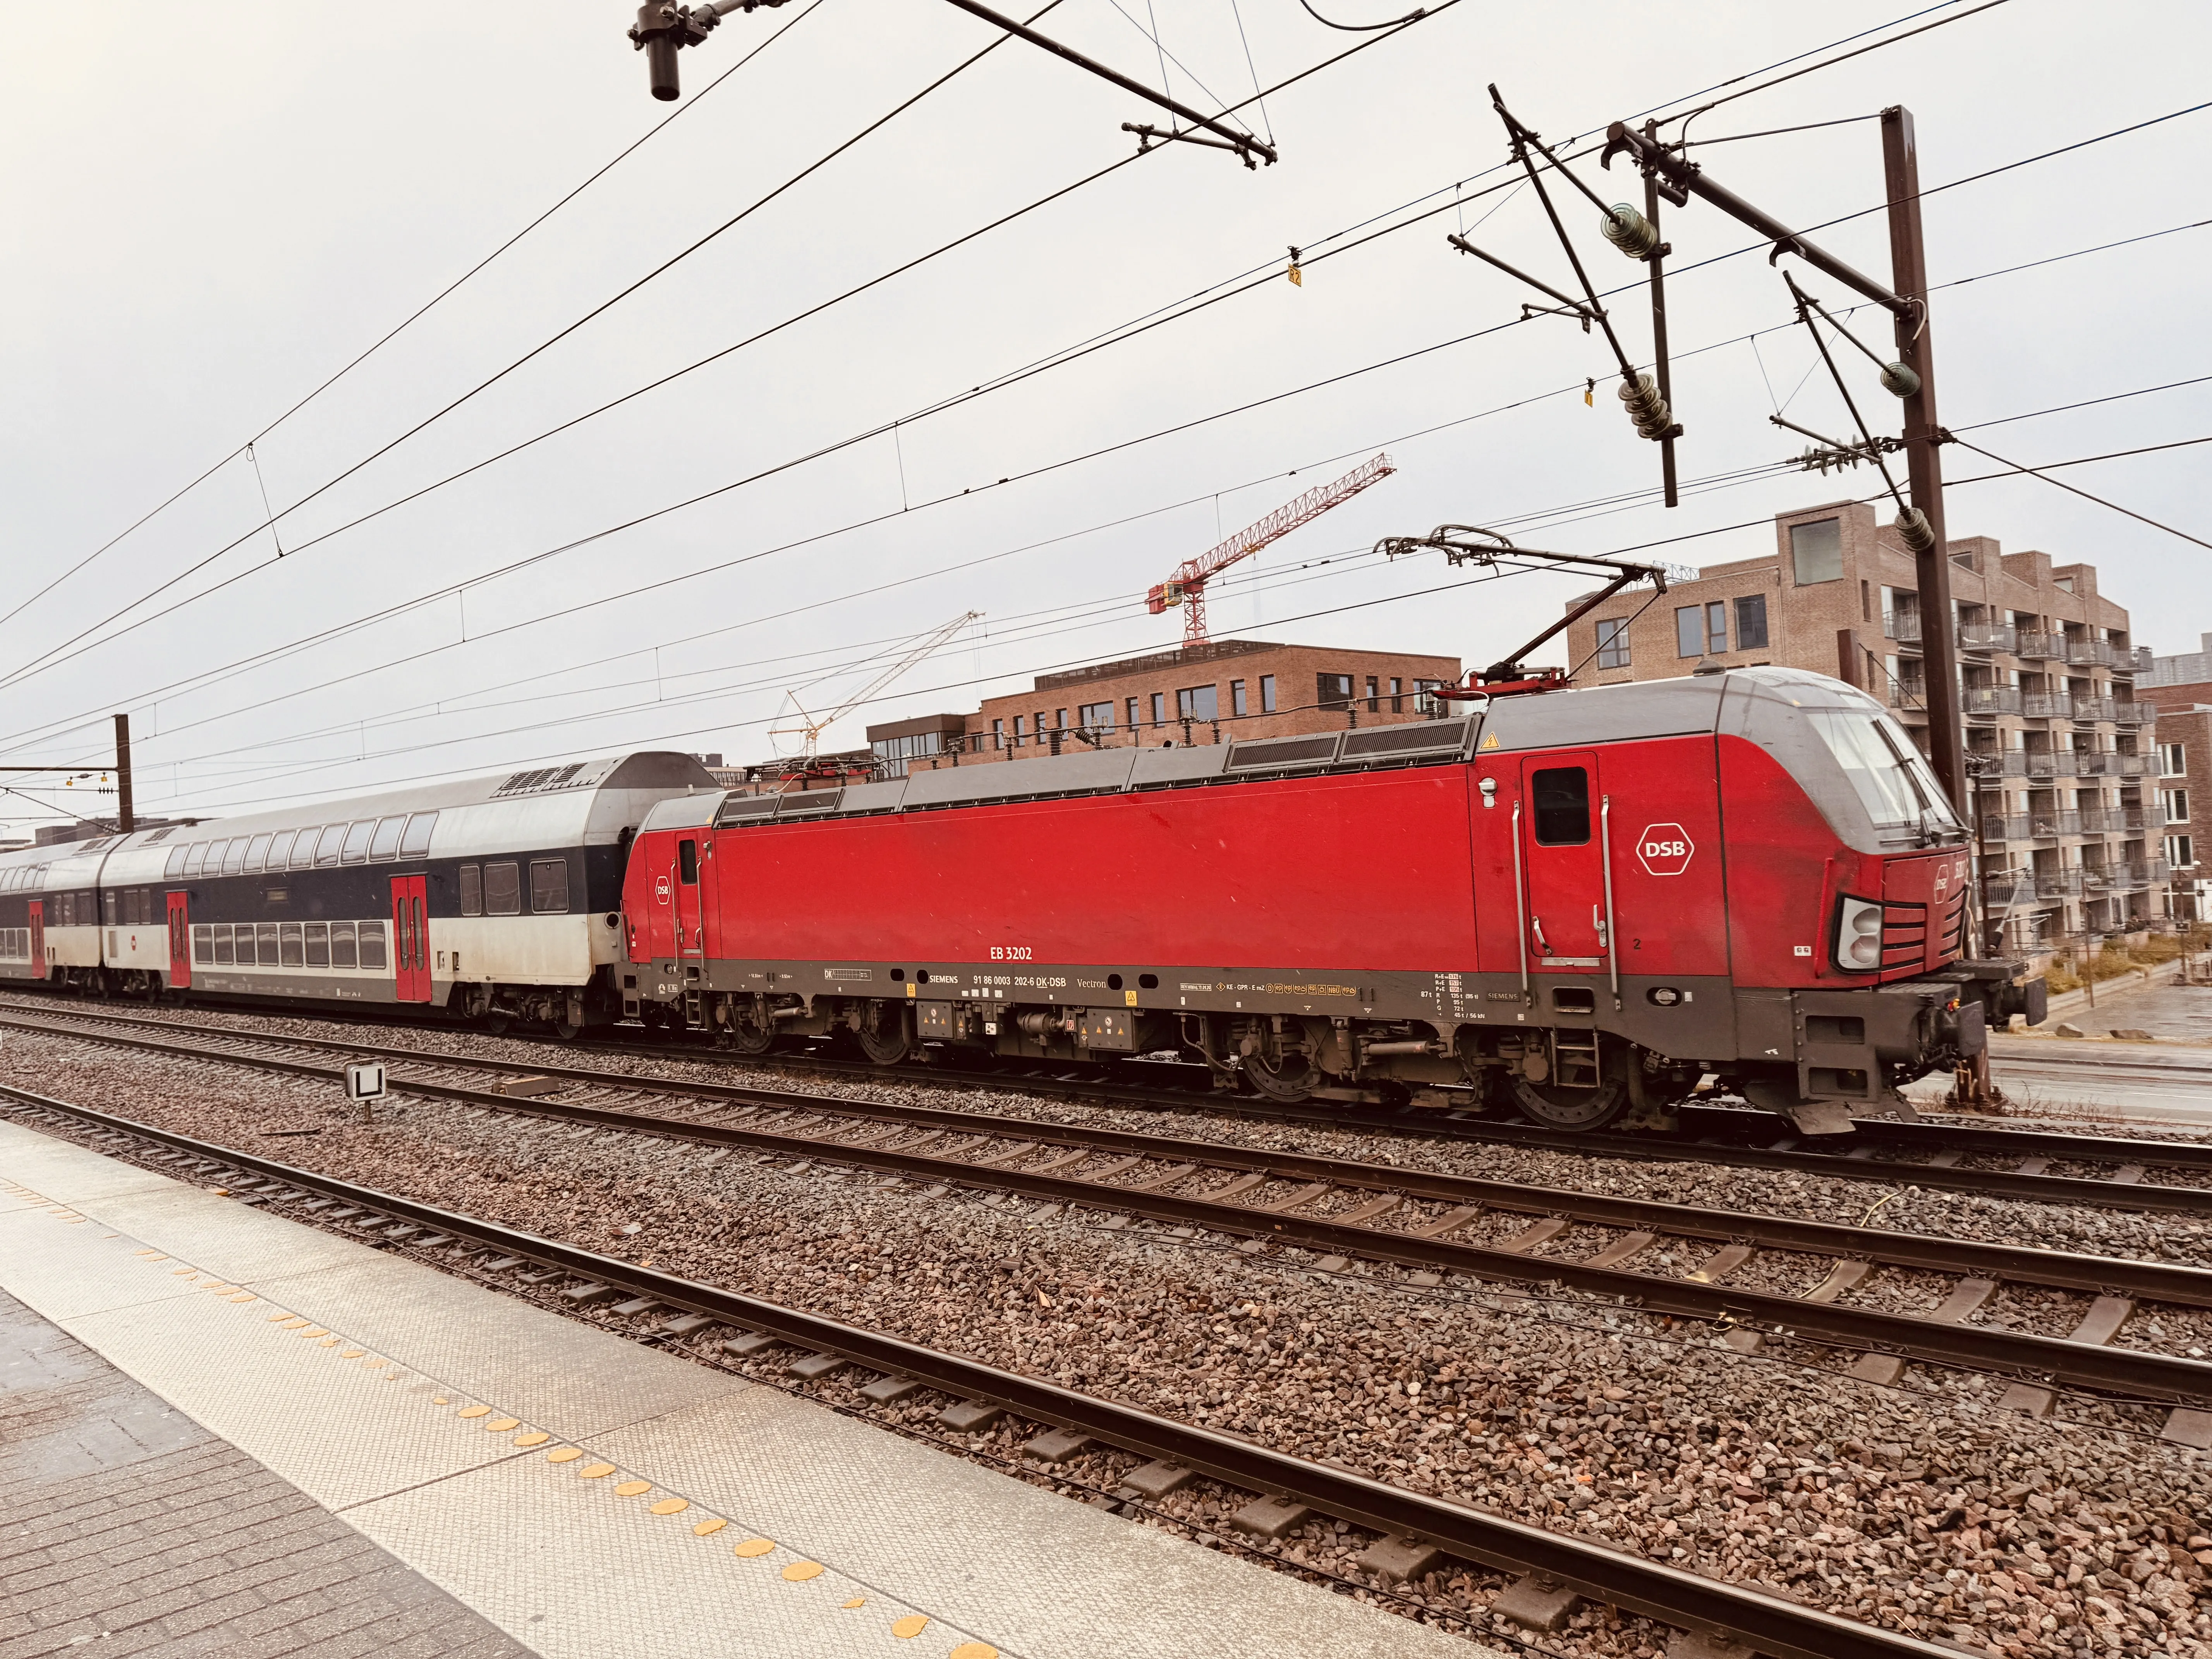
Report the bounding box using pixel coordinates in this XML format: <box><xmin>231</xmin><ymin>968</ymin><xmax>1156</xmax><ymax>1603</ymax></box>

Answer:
<box><xmin>0</xmin><ymin>1117</ymin><xmax>1482</xmax><ymax>1659</ymax></box>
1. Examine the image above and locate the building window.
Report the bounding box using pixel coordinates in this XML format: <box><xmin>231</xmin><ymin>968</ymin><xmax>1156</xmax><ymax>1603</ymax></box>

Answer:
<box><xmin>1054</xmin><ymin>709</ymin><xmax>1066</xmax><ymax>733</ymax></box>
<box><xmin>1591</xmin><ymin>618</ymin><xmax>1630</xmax><ymax>670</ymax></box>
<box><xmin>1706</xmin><ymin>601</ymin><xmax>1728</xmax><ymax>654</ymax></box>
<box><xmin>1260</xmin><ymin>675</ymin><xmax>1276</xmax><ymax>713</ymax></box>
<box><xmin>1531</xmin><ymin>767</ymin><xmax>1591</xmax><ymax>846</ymax></box>
<box><xmin>1735</xmin><ymin>594</ymin><xmax>1769</xmax><ymax>651</ymax></box>
<box><xmin>1676</xmin><ymin>606</ymin><xmax>1704</xmax><ymax>658</ymax></box>
<box><xmin>2164</xmin><ymin>789</ymin><xmax>2190</xmax><ymax>824</ymax></box>
<box><xmin>1790</xmin><ymin>517</ymin><xmax>1843</xmax><ymax>585</ymax></box>
<box><xmin>1365</xmin><ymin>676</ymin><xmax>1380</xmax><ymax>713</ymax></box>
<box><xmin>1077</xmin><ymin>701</ymin><xmax>1114</xmax><ymax>732</ymax></box>
<box><xmin>1125</xmin><ymin>699</ymin><xmax>1140</xmax><ymax>731</ymax></box>
<box><xmin>1177</xmin><ymin>685</ymin><xmax>1218</xmax><ymax>720</ymax></box>
<box><xmin>2162</xmin><ymin>742</ymin><xmax>2186</xmax><ymax>776</ymax></box>
<box><xmin>1415</xmin><ymin>679</ymin><xmax>1445</xmax><ymax>714</ymax></box>
<box><xmin>1317</xmin><ymin>672</ymin><xmax>1355</xmax><ymax>710</ymax></box>
<box><xmin>1012</xmin><ymin>714</ymin><xmax>1027</xmax><ymax>747</ymax></box>
<box><xmin>1389</xmin><ymin>677</ymin><xmax>1403</xmax><ymax>713</ymax></box>
<box><xmin>2169</xmin><ymin>834</ymin><xmax>2195</xmax><ymax>868</ymax></box>
<box><xmin>530</xmin><ymin>859</ymin><xmax>570</xmax><ymax>914</ymax></box>
<box><xmin>1149</xmin><ymin>692</ymin><xmax>1165</xmax><ymax>725</ymax></box>
<box><xmin>1033</xmin><ymin>711</ymin><xmax>1046</xmax><ymax>740</ymax></box>
<box><xmin>484</xmin><ymin>862</ymin><xmax>522</xmax><ymax>916</ymax></box>
<box><xmin>991</xmin><ymin>718</ymin><xmax>1004</xmax><ymax>750</ymax></box>
<box><xmin>1230</xmin><ymin>680</ymin><xmax>1247</xmax><ymax>717</ymax></box>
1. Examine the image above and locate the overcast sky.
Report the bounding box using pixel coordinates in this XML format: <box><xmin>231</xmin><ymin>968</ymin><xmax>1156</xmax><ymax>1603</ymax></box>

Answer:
<box><xmin>2</xmin><ymin>0</ymin><xmax>2205</xmax><ymax>836</ymax></box>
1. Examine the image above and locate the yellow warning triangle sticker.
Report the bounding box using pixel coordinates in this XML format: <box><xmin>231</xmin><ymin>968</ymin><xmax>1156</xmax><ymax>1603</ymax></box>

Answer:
<box><xmin>1479</xmin><ymin>733</ymin><xmax>1501</xmax><ymax>750</ymax></box>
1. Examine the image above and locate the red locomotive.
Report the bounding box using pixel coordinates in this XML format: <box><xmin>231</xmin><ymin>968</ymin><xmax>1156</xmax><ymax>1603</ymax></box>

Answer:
<box><xmin>621</xmin><ymin>665</ymin><xmax>2040</xmax><ymax>1132</ymax></box>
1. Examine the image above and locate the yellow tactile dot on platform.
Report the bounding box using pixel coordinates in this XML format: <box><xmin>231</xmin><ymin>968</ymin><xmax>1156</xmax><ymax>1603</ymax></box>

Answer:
<box><xmin>947</xmin><ymin>1645</ymin><xmax>998</xmax><ymax>1659</ymax></box>
<box><xmin>613</xmin><ymin>1480</ymin><xmax>651</xmax><ymax>1498</ymax></box>
<box><xmin>649</xmin><ymin>1498</ymin><xmax>688</xmax><ymax>1515</ymax></box>
<box><xmin>692</xmin><ymin>1518</ymin><xmax>726</xmax><ymax>1537</ymax></box>
<box><xmin>341</xmin><ymin>1349</ymin><xmax>364</xmax><ymax>1359</ymax></box>
<box><xmin>547</xmin><ymin>1448</ymin><xmax>584</xmax><ymax>1464</ymax></box>
<box><xmin>230</xmin><ymin>1295</ymin><xmax>254</xmax><ymax>1304</ymax></box>
<box><xmin>780</xmin><ymin>1561</ymin><xmax>823</xmax><ymax>1582</ymax></box>
<box><xmin>485</xmin><ymin>1417</ymin><xmax>520</xmax><ymax>1432</ymax></box>
<box><xmin>842</xmin><ymin>1598</ymin><xmax>864</xmax><ymax>1609</ymax></box>
<box><xmin>457</xmin><ymin>1405</ymin><xmax>491</xmax><ymax>1419</ymax></box>
<box><xmin>433</xmin><ymin>1396</ymin><xmax>451</xmax><ymax>1405</ymax></box>
<box><xmin>891</xmin><ymin>1614</ymin><xmax>929</xmax><ymax>1638</ymax></box>
<box><xmin>318</xmin><ymin>1337</ymin><xmax>339</xmax><ymax>1348</ymax></box>
<box><xmin>277</xmin><ymin>1317</ymin><xmax>307</xmax><ymax>1328</ymax></box>
<box><xmin>172</xmin><ymin>1268</ymin><xmax>195</xmax><ymax>1276</ymax></box>
<box><xmin>296</xmin><ymin>1327</ymin><xmax>329</xmax><ymax>1338</ymax></box>
<box><xmin>579</xmin><ymin>1463</ymin><xmax>616</xmax><ymax>1480</ymax></box>
<box><xmin>513</xmin><ymin>1432</ymin><xmax>550</xmax><ymax>1448</ymax></box>
<box><xmin>733</xmin><ymin>1539</ymin><xmax>775</xmax><ymax>1558</ymax></box>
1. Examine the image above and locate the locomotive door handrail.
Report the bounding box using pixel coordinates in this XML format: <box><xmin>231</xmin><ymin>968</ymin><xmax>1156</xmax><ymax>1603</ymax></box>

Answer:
<box><xmin>1600</xmin><ymin>794</ymin><xmax>1620</xmax><ymax>1010</ymax></box>
<box><xmin>1510</xmin><ymin>799</ymin><xmax>1530</xmax><ymax>1005</ymax></box>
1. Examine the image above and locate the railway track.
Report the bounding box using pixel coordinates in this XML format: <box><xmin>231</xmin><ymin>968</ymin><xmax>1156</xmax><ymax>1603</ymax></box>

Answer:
<box><xmin>0</xmin><ymin>1077</ymin><xmax>1990</xmax><ymax>1659</ymax></box>
<box><xmin>7</xmin><ymin>1004</ymin><xmax>2212</xmax><ymax>1423</ymax></box>
<box><xmin>5</xmin><ymin>993</ymin><xmax>2212</xmax><ymax>1214</ymax></box>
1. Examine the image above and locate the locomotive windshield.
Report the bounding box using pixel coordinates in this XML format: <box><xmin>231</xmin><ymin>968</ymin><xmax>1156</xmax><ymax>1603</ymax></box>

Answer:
<box><xmin>1803</xmin><ymin>707</ymin><xmax>1963</xmax><ymax>843</ymax></box>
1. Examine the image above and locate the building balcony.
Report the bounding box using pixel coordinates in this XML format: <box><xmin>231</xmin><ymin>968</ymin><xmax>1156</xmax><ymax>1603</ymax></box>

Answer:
<box><xmin>2022</xmin><ymin>692</ymin><xmax>2073</xmax><ymax>719</ymax></box>
<box><xmin>2014</xmin><ymin>631</ymin><xmax>2064</xmax><ymax>659</ymax></box>
<box><xmin>2035</xmin><ymin>868</ymin><xmax>2084</xmax><ymax>898</ymax></box>
<box><xmin>2071</xmin><ymin>696</ymin><xmax>2116</xmax><ymax>723</ymax></box>
<box><xmin>1977</xmin><ymin>751</ymin><xmax>2032</xmax><ymax>777</ymax></box>
<box><xmin>2068</xmin><ymin>637</ymin><xmax>2119</xmax><ymax>667</ymax></box>
<box><xmin>1982</xmin><ymin>813</ymin><xmax>2031</xmax><ymax>842</ymax></box>
<box><xmin>2113</xmin><ymin>701</ymin><xmax>2156</xmax><ymax>727</ymax></box>
<box><xmin>1963</xmin><ymin>685</ymin><xmax>2024</xmax><ymax>718</ymax></box>
<box><xmin>2025</xmin><ymin>752</ymin><xmax>2081</xmax><ymax>778</ymax></box>
<box><xmin>2137</xmin><ymin>856</ymin><xmax>2175</xmax><ymax>885</ymax></box>
<box><xmin>2130</xmin><ymin>646</ymin><xmax>2156</xmax><ymax>672</ymax></box>
<box><xmin>2111</xmin><ymin>805</ymin><xmax>2167</xmax><ymax>832</ymax></box>
<box><xmin>1984</xmin><ymin>871</ymin><xmax>2039</xmax><ymax>908</ymax></box>
<box><xmin>2030</xmin><ymin>810</ymin><xmax>2083</xmax><ymax>838</ymax></box>
<box><xmin>1959</xmin><ymin>622</ymin><xmax>2016</xmax><ymax>654</ymax></box>
<box><xmin>1888</xmin><ymin>612</ymin><xmax>1922</xmax><ymax>643</ymax></box>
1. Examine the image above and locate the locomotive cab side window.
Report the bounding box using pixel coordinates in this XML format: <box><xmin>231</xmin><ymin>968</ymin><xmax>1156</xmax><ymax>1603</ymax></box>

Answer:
<box><xmin>484</xmin><ymin>862</ymin><xmax>521</xmax><ymax>916</ymax></box>
<box><xmin>459</xmin><ymin>865</ymin><xmax>483</xmax><ymax>916</ymax></box>
<box><xmin>530</xmin><ymin>859</ymin><xmax>569</xmax><ymax>914</ymax></box>
<box><xmin>1530</xmin><ymin>767</ymin><xmax>1592</xmax><ymax>845</ymax></box>
<box><xmin>678</xmin><ymin>840</ymin><xmax>699</xmax><ymax>884</ymax></box>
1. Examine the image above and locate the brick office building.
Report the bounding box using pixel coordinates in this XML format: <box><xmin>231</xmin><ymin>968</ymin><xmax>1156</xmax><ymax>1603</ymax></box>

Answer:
<box><xmin>1562</xmin><ymin>498</ymin><xmax>2164</xmax><ymax>957</ymax></box>
<box><xmin>2139</xmin><ymin>633</ymin><xmax>2212</xmax><ymax>923</ymax></box>
<box><xmin>868</xmin><ymin>639</ymin><xmax>1462</xmax><ymax>775</ymax></box>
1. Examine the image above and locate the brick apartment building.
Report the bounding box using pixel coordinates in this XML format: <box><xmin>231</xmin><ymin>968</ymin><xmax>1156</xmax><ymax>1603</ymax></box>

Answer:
<box><xmin>2140</xmin><ymin>632</ymin><xmax>2212</xmax><ymax>923</ymax></box>
<box><xmin>867</xmin><ymin>639</ymin><xmax>1462</xmax><ymax>775</ymax></box>
<box><xmin>1563</xmin><ymin>498</ymin><xmax>2164</xmax><ymax>957</ymax></box>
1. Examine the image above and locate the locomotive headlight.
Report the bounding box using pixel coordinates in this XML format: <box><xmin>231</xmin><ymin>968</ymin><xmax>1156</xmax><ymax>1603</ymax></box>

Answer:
<box><xmin>1834</xmin><ymin>896</ymin><xmax>1884</xmax><ymax>972</ymax></box>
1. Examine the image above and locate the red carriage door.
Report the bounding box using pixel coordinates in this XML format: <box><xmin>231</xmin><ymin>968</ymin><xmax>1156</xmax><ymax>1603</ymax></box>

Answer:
<box><xmin>1518</xmin><ymin>752</ymin><xmax>1609</xmax><ymax>969</ymax></box>
<box><xmin>28</xmin><ymin>901</ymin><xmax>45</xmax><ymax>981</ymax></box>
<box><xmin>390</xmin><ymin>875</ymin><xmax>431</xmax><ymax>1002</ymax></box>
<box><xmin>165</xmin><ymin>891</ymin><xmax>190</xmax><ymax>989</ymax></box>
<box><xmin>675</xmin><ymin>838</ymin><xmax>704</xmax><ymax>968</ymax></box>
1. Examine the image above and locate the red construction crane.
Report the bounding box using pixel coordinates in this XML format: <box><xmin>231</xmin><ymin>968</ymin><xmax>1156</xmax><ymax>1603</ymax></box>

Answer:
<box><xmin>1148</xmin><ymin>454</ymin><xmax>1396</xmax><ymax>647</ymax></box>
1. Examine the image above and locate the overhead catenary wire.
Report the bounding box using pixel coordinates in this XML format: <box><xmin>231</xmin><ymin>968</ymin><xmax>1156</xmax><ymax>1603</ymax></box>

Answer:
<box><xmin>0</xmin><ymin>0</ymin><xmax>829</xmax><ymax>639</ymax></box>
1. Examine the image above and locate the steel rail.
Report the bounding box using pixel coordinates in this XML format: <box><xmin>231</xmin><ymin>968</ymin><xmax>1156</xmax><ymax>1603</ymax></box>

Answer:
<box><xmin>7</xmin><ymin>1006</ymin><xmax>2210</xmax><ymax>1309</ymax></box>
<box><xmin>0</xmin><ymin>1079</ymin><xmax>1970</xmax><ymax>1659</ymax></box>
<box><xmin>7</xmin><ymin>1011</ymin><xmax>2209</xmax><ymax>1404</ymax></box>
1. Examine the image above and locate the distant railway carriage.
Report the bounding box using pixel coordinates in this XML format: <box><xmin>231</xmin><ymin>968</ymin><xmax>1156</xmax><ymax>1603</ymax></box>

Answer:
<box><xmin>0</xmin><ymin>751</ymin><xmax>718</xmax><ymax>1030</ymax></box>
<box><xmin>623</xmin><ymin>667</ymin><xmax>2039</xmax><ymax>1130</ymax></box>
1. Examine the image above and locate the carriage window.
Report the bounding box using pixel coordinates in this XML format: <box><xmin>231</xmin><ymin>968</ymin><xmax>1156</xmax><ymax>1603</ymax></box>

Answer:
<box><xmin>678</xmin><ymin>840</ymin><xmax>698</xmax><ymax>884</ymax></box>
<box><xmin>223</xmin><ymin>838</ymin><xmax>250</xmax><ymax>876</ymax></box>
<box><xmin>279</xmin><ymin>923</ymin><xmax>304</xmax><ymax>967</ymax></box>
<box><xmin>368</xmin><ymin>816</ymin><xmax>405</xmax><ymax>861</ymax></box>
<box><xmin>314</xmin><ymin>824</ymin><xmax>347</xmax><ymax>867</ymax></box>
<box><xmin>304</xmin><ymin>923</ymin><xmax>330</xmax><ymax>968</ymax></box>
<box><xmin>182</xmin><ymin>843</ymin><xmax>207</xmax><ymax>879</ymax></box>
<box><xmin>192</xmin><ymin>924</ymin><xmax>213</xmax><ymax>965</ymax></box>
<box><xmin>357</xmin><ymin>920</ymin><xmax>387</xmax><ymax>970</ymax></box>
<box><xmin>459</xmin><ymin>865</ymin><xmax>483</xmax><ymax>916</ymax></box>
<box><xmin>213</xmin><ymin>925</ymin><xmax>235</xmax><ymax>967</ymax></box>
<box><xmin>484</xmin><ymin>862</ymin><xmax>521</xmax><ymax>915</ymax></box>
<box><xmin>165</xmin><ymin>845</ymin><xmax>187</xmax><ymax>878</ymax></box>
<box><xmin>530</xmin><ymin>859</ymin><xmax>570</xmax><ymax>914</ymax></box>
<box><xmin>399</xmin><ymin>812</ymin><xmax>438</xmax><ymax>860</ymax></box>
<box><xmin>341</xmin><ymin>820</ymin><xmax>376</xmax><ymax>864</ymax></box>
<box><xmin>244</xmin><ymin>833</ymin><xmax>273</xmax><ymax>873</ymax></box>
<box><xmin>330</xmin><ymin>922</ymin><xmax>357</xmax><ymax>969</ymax></box>
<box><xmin>1530</xmin><ymin>768</ymin><xmax>1591</xmax><ymax>845</ymax></box>
<box><xmin>234</xmin><ymin>924</ymin><xmax>257</xmax><ymax>966</ymax></box>
<box><xmin>256</xmin><ymin>922</ymin><xmax>278</xmax><ymax>965</ymax></box>
<box><xmin>104</xmin><ymin>891</ymin><xmax>118</xmax><ymax>926</ymax></box>
<box><xmin>265</xmin><ymin>830</ymin><xmax>295</xmax><ymax>871</ymax></box>
<box><xmin>291</xmin><ymin>829</ymin><xmax>319</xmax><ymax>871</ymax></box>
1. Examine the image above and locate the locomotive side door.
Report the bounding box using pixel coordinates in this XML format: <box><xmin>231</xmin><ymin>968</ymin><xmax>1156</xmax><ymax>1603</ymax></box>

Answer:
<box><xmin>389</xmin><ymin>876</ymin><xmax>431</xmax><ymax>1002</ymax></box>
<box><xmin>1518</xmin><ymin>750</ymin><xmax>1608</xmax><ymax>969</ymax></box>
<box><xmin>674</xmin><ymin>837</ymin><xmax>704</xmax><ymax>968</ymax></box>
<box><xmin>165</xmin><ymin>891</ymin><xmax>189</xmax><ymax>989</ymax></box>
<box><xmin>28</xmin><ymin>900</ymin><xmax>45</xmax><ymax>981</ymax></box>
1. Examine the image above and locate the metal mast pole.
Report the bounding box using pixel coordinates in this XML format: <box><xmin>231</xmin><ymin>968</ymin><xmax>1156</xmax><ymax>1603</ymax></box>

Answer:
<box><xmin>113</xmin><ymin>713</ymin><xmax>135</xmax><ymax>834</ymax></box>
<box><xmin>1881</xmin><ymin>106</ymin><xmax>1964</xmax><ymax>819</ymax></box>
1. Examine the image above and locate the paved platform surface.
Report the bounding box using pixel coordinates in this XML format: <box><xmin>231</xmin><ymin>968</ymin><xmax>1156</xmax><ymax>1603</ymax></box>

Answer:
<box><xmin>0</xmin><ymin>1116</ymin><xmax>1488</xmax><ymax>1659</ymax></box>
<box><xmin>0</xmin><ymin>1288</ymin><xmax>530</xmax><ymax>1658</ymax></box>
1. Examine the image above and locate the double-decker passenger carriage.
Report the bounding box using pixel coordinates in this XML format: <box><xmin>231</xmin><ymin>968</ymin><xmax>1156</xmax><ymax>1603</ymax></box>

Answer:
<box><xmin>623</xmin><ymin>667</ymin><xmax>2039</xmax><ymax>1132</ymax></box>
<box><xmin>0</xmin><ymin>751</ymin><xmax>719</xmax><ymax>1030</ymax></box>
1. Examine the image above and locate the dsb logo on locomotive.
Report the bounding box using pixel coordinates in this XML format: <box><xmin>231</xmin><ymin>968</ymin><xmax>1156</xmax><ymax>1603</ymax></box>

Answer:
<box><xmin>1635</xmin><ymin>823</ymin><xmax>1694</xmax><ymax>876</ymax></box>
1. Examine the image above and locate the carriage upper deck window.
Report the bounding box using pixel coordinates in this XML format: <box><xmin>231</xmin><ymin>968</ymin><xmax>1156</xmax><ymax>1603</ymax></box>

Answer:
<box><xmin>399</xmin><ymin>812</ymin><xmax>438</xmax><ymax>860</ymax></box>
<box><xmin>341</xmin><ymin>820</ymin><xmax>375</xmax><ymax>865</ymax></box>
<box><xmin>367</xmin><ymin>816</ymin><xmax>404</xmax><ymax>862</ymax></box>
<box><xmin>1531</xmin><ymin>768</ymin><xmax>1591</xmax><ymax>845</ymax></box>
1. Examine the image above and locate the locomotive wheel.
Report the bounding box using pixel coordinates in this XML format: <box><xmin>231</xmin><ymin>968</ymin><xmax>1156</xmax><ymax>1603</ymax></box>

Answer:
<box><xmin>483</xmin><ymin>1010</ymin><xmax>512</xmax><ymax>1036</ymax></box>
<box><xmin>854</xmin><ymin>1006</ymin><xmax>910</xmax><ymax>1066</ymax></box>
<box><xmin>1242</xmin><ymin>1051</ymin><xmax>1321</xmax><ymax>1104</ymax></box>
<box><xmin>554</xmin><ymin>1017</ymin><xmax>582</xmax><ymax>1042</ymax></box>
<box><xmin>1510</xmin><ymin>1073</ymin><xmax>1630</xmax><ymax>1131</ymax></box>
<box><xmin>721</xmin><ymin>1014</ymin><xmax>776</xmax><ymax>1056</ymax></box>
